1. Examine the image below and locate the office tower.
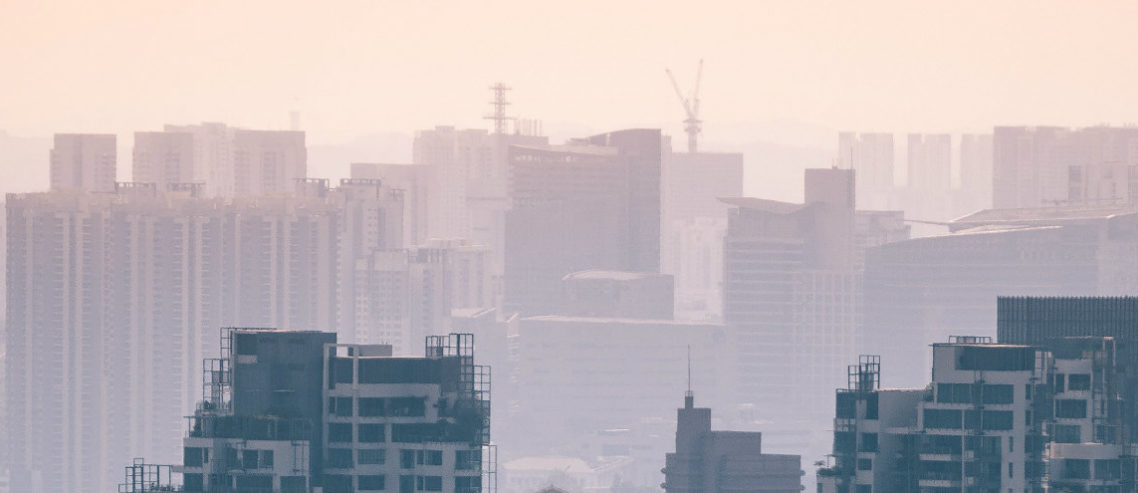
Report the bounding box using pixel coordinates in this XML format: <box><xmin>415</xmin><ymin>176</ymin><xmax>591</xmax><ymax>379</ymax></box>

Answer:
<box><xmin>5</xmin><ymin>179</ymin><xmax>403</xmax><ymax>493</ymax></box>
<box><xmin>351</xmin><ymin>163</ymin><xmax>435</xmax><ymax>247</ymax></box>
<box><xmin>816</xmin><ymin>356</ymin><xmax>922</xmax><ymax>493</ymax></box>
<box><xmin>662</xmin><ymin>151</ymin><xmax>743</xmax><ymax>320</ymax></box>
<box><xmin>662</xmin><ymin>393</ymin><xmax>803</xmax><ymax>493</ymax></box>
<box><xmin>960</xmin><ymin>133</ymin><xmax>994</xmax><ymax>211</ymax></box>
<box><xmin>510</xmin><ymin>314</ymin><xmax>727</xmax><ymax>488</ymax></box>
<box><xmin>504</xmin><ymin>129</ymin><xmax>662</xmax><ymax>315</ymax></box>
<box><xmin>560</xmin><ymin>270</ymin><xmax>674</xmax><ymax>319</ymax></box>
<box><xmin>132</xmin><ymin>131</ymin><xmax>197</xmax><ymax>189</ymax></box>
<box><xmin>993</xmin><ymin>126</ymin><xmax>1138</xmax><ymax>209</ymax></box>
<box><xmin>179</xmin><ymin>329</ymin><xmax>491</xmax><ymax>493</ymax></box>
<box><xmin>49</xmin><ymin>133</ymin><xmax>116</xmax><ymax>192</ymax></box>
<box><xmin>838</xmin><ymin>132</ymin><xmax>895</xmax><ymax>210</ymax></box>
<box><xmin>863</xmin><ymin>206</ymin><xmax>1138</xmax><ymax>388</ymax></box>
<box><xmin>722</xmin><ymin>168</ymin><xmax>857</xmax><ymax>428</ymax></box>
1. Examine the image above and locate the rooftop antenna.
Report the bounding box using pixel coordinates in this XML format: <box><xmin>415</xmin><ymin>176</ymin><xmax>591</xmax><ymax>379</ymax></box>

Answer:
<box><xmin>685</xmin><ymin>345</ymin><xmax>694</xmax><ymax>408</ymax></box>
<box><xmin>484</xmin><ymin>83</ymin><xmax>512</xmax><ymax>135</ymax></box>
<box><xmin>665</xmin><ymin>59</ymin><xmax>704</xmax><ymax>153</ymax></box>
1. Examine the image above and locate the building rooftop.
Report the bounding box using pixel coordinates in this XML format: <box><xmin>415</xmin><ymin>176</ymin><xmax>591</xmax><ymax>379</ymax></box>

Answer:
<box><xmin>562</xmin><ymin>270</ymin><xmax>665</xmax><ymax>282</ymax></box>
<box><xmin>718</xmin><ymin>196</ymin><xmax>808</xmax><ymax>213</ymax></box>
<box><xmin>952</xmin><ymin>205</ymin><xmax>1138</xmax><ymax>226</ymax></box>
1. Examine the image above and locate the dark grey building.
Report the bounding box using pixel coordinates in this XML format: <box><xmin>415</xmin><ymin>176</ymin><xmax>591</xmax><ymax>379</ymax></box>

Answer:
<box><xmin>662</xmin><ymin>392</ymin><xmax>803</xmax><ymax>493</ymax></box>
<box><xmin>178</xmin><ymin>329</ymin><xmax>492</xmax><ymax>493</ymax></box>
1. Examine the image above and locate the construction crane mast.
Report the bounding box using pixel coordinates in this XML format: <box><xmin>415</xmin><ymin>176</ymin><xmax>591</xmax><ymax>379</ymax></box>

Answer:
<box><xmin>666</xmin><ymin>59</ymin><xmax>703</xmax><ymax>153</ymax></box>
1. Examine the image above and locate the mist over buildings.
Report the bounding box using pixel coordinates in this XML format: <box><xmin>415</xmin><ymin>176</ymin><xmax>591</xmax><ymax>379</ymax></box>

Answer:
<box><xmin>5</xmin><ymin>2</ymin><xmax>1138</xmax><ymax>493</ymax></box>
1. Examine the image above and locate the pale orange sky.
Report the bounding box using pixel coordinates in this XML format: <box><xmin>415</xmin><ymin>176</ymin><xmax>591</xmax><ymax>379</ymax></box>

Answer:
<box><xmin>2</xmin><ymin>0</ymin><xmax>1138</xmax><ymax>146</ymax></box>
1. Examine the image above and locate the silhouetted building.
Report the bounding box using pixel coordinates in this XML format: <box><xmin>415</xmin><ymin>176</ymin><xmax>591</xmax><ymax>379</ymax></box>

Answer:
<box><xmin>663</xmin><ymin>393</ymin><xmax>803</xmax><ymax>493</ymax></box>
<box><xmin>50</xmin><ymin>133</ymin><xmax>116</xmax><ymax>192</ymax></box>
<box><xmin>158</xmin><ymin>123</ymin><xmax>306</xmax><ymax>197</ymax></box>
<box><xmin>351</xmin><ymin>163</ymin><xmax>434</xmax><ymax>248</ymax></box>
<box><xmin>560</xmin><ymin>270</ymin><xmax>673</xmax><ymax>319</ymax></box>
<box><xmin>959</xmin><ymin>133</ymin><xmax>994</xmax><ymax>211</ymax></box>
<box><xmin>504</xmin><ymin>129</ymin><xmax>662</xmax><ymax>315</ymax></box>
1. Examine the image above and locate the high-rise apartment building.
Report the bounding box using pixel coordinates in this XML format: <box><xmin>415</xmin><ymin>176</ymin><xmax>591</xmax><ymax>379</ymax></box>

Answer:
<box><xmin>351</xmin><ymin>163</ymin><xmax>435</xmax><ymax>248</ymax></box>
<box><xmin>154</xmin><ymin>123</ymin><xmax>306</xmax><ymax>197</ymax></box>
<box><xmin>960</xmin><ymin>133</ymin><xmax>994</xmax><ymax>211</ymax></box>
<box><xmin>907</xmin><ymin>134</ymin><xmax>952</xmax><ymax>193</ymax></box>
<box><xmin>132</xmin><ymin>131</ymin><xmax>197</xmax><ymax>189</ymax></box>
<box><xmin>838</xmin><ymin>133</ymin><xmax>894</xmax><ymax>210</ymax></box>
<box><xmin>5</xmin><ymin>179</ymin><xmax>403</xmax><ymax>493</ymax></box>
<box><xmin>559</xmin><ymin>270</ymin><xmax>674</xmax><ymax>319</ymax></box>
<box><xmin>504</xmin><ymin>129</ymin><xmax>662</xmax><ymax>315</ymax></box>
<box><xmin>178</xmin><ymin>329</ymin><xmax>491</xmax><ymax>493</ymax></box>
<box><xmin>993</xmin><ymin>126</ymin><xmax>1138</xmax><ymax>209</ymax></box>
<box><xmin>49</xmin><ymin>134</ymin><xmax>116</xmax><ymax>192</ymax></box>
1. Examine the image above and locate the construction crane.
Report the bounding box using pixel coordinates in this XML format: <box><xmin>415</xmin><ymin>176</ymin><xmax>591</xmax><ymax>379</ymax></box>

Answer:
<box><xmin>666</xmin><ymin>59</ymin><xmax>703</xmax><ymax>153</ymax></box>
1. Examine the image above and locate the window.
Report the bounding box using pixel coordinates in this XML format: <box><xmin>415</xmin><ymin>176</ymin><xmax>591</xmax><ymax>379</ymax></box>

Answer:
<box><xmin>261</xmin><ymin>450</ymin><xmax>273</xmax><ymax>468</ymax></box>
<box><xmin>923</xmin><ymin>409</ymin><xmax>962</xmax><ymax>429</ymax></box>
<box><xmin>1025</xmin><ymin>384</ymin><xmax>1033</xmax><ymax>400</ymax></box>
<box><xmin>982</xmin><ymin>384</ymin><xmax>1014</xmax><ymax>404</ymax></box>
<box><xmin>184</xmin><ymin>447</ymin><xmax>204</xmax><ymax>467</ymax></box>
<box><xmin>456</xmin><ymin>477</ymin><xmax>481</xmax><ymax>491</ymax></box>
<box><xmin>982</xmin><ymin>411</ymin><xmax>1014</xmax><ymax>431</ymax></box>
<box><xmin>1009</xmin><ymin>437</ymin><xmax>1014</xmax><ymax>452</ymax></box>
<box><xmin>1054</xmin><ymin>373</ymin><xmax>1066</xmax><ymax>393</ymax></box>
<box><xmin>235</xmin><ymin>475</ymin><xmax>272</xmax><ymax>490</ymax></box>
<box><xmin>389</xmin><ymin>397</ymin><xmax>427</xmax><ymax>417</ymax></box>
<box><xmin>243</xmin><ymin>449</ymin><xmax>260</xmax><ymax>469</ymax></box>
<box><xmin>359</xmin><ymin>397</ymin><xmax>386</xmax><ymax>417</ymax></box>
<box><xmin>1053</xmin><ymin>424</ymin><xmax>1081</xmax><ymax>443</ymax></box>
<box><xmin>183</xmin><ymin>474</ymin><xmax>203</xmax><ymax>492</ymax></box>
<box><xmin>865</xmin><ymin>393</ymin><xmax>879</xmax><ymax>420</ymax></box>
<box><xmin>423</xmin><ymin>476</ymin><xmax>443</xmax><ymax>492</ymax></box>
<box><xmin>1056</xmin><ymin>399</ymin><xmax>1088</xmax><ymax>419</ymax></box>
<box><xmin>835</xmin><ymin>393</ymin><xmax>856</xmax><ymax>419</ymax></box>
<box><xmin>329</xmin><ymin>396</ymin><xmax>353</xmax><ymax>417</ymax></box>
<box><xmin>359</xmin><ymin>424</ymin><xmax>386</xmax><ymax>443</ymax></box>
<box><xmin>859</xmin><ymin>433</ymin><xmax>878</xmax><ymax>453</ymax></box>
<box><xmin>359</xmin><ymin>449</ymin><xmax>386</xmax><ymax>465</ymax></box>
<box><xmin>856</xmin><ymin>485</ymin><xmax>872</xmax><ymax>493</ymax></box>
<box><xmin>1008</xmin><ymin>462</ymin><xmax>1014</xmax><ymax>478</ymax></box>
<box><xmin>1068</xmin><ymin>374</ymin><xmax>1091</xmax><ymax>391</ymax></box>
<box><xmin>393</xmin><ymin>423</ymin><xmax>441</xmax><ymax>442</ymax></box>
<box><xmin>328</xmin><ymin>423</ymin><xmax>352</xmax><ymax>443</ymax></box>
<box><xmin>1095</xmin><ymin>459</ymin><xmax>1121</xmax><ymax>481</ymax></box>
<box><xmin>1065</xmin><ymin>459</ymin><xmax>1090</xmax><ymax>480</ymax></box>
<box><xmin>426</xmin><ymin>450</ymin><xmax>443</xmax><ymax>466</ymax></box>
<box><xmin>400</xmin><ymin>450</ymin><xmax>415</xmax><ymax>469</ymax></box>
<box><xmin>857</xmin><ymin>458</ymin><xmax>872</xmax><ymax>471</ymax></box>
<box><xmin>280</xmin><ymin>476</ymin><xmax>306</xmax><ymax>493</ymax></box>
<box><xmin>400</xmin><ymin>475</ymin><xmax>415</xmax><ymax>493</ymax></box>
<box><xmin>358</xmin><ymin>475</ymin><xmax>386</xmax><ymax>491</ymax></box>
<box><xmin>328</xmin><ymin>448</ymin><xmax>354</xmax><ymax>469</ymax></box>
<box><xmin>324</xmin><ymin>474</ymin><xmax>353</xmax><ymax>493</ymax></box>
<box><xmin>456</xmin><ymin>450</ymin><xmax>481</xmax><ymax>470</ymax></box>
<box><xmin>937</xmin><ymin>383</ymin><xmax>973</xmax><ymax>404</ymax></box>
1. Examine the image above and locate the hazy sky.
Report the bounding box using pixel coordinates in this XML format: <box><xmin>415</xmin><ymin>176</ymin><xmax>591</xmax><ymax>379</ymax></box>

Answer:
<box><xmin>3</xmin><ymin>0</ymin><xmax>1138</xmax><ymax>146</ymax></box>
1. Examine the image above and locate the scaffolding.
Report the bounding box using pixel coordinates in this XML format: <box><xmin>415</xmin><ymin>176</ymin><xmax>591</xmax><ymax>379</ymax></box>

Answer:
<box><xmin>200</xmin><ymin>327</ymin><xmax>236</xmax><ymax>414</ymax></box>
<box><xmin>118</xmin><ymin>458</ymin><xmax>176</xmax><ymax>493</ymax></box>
